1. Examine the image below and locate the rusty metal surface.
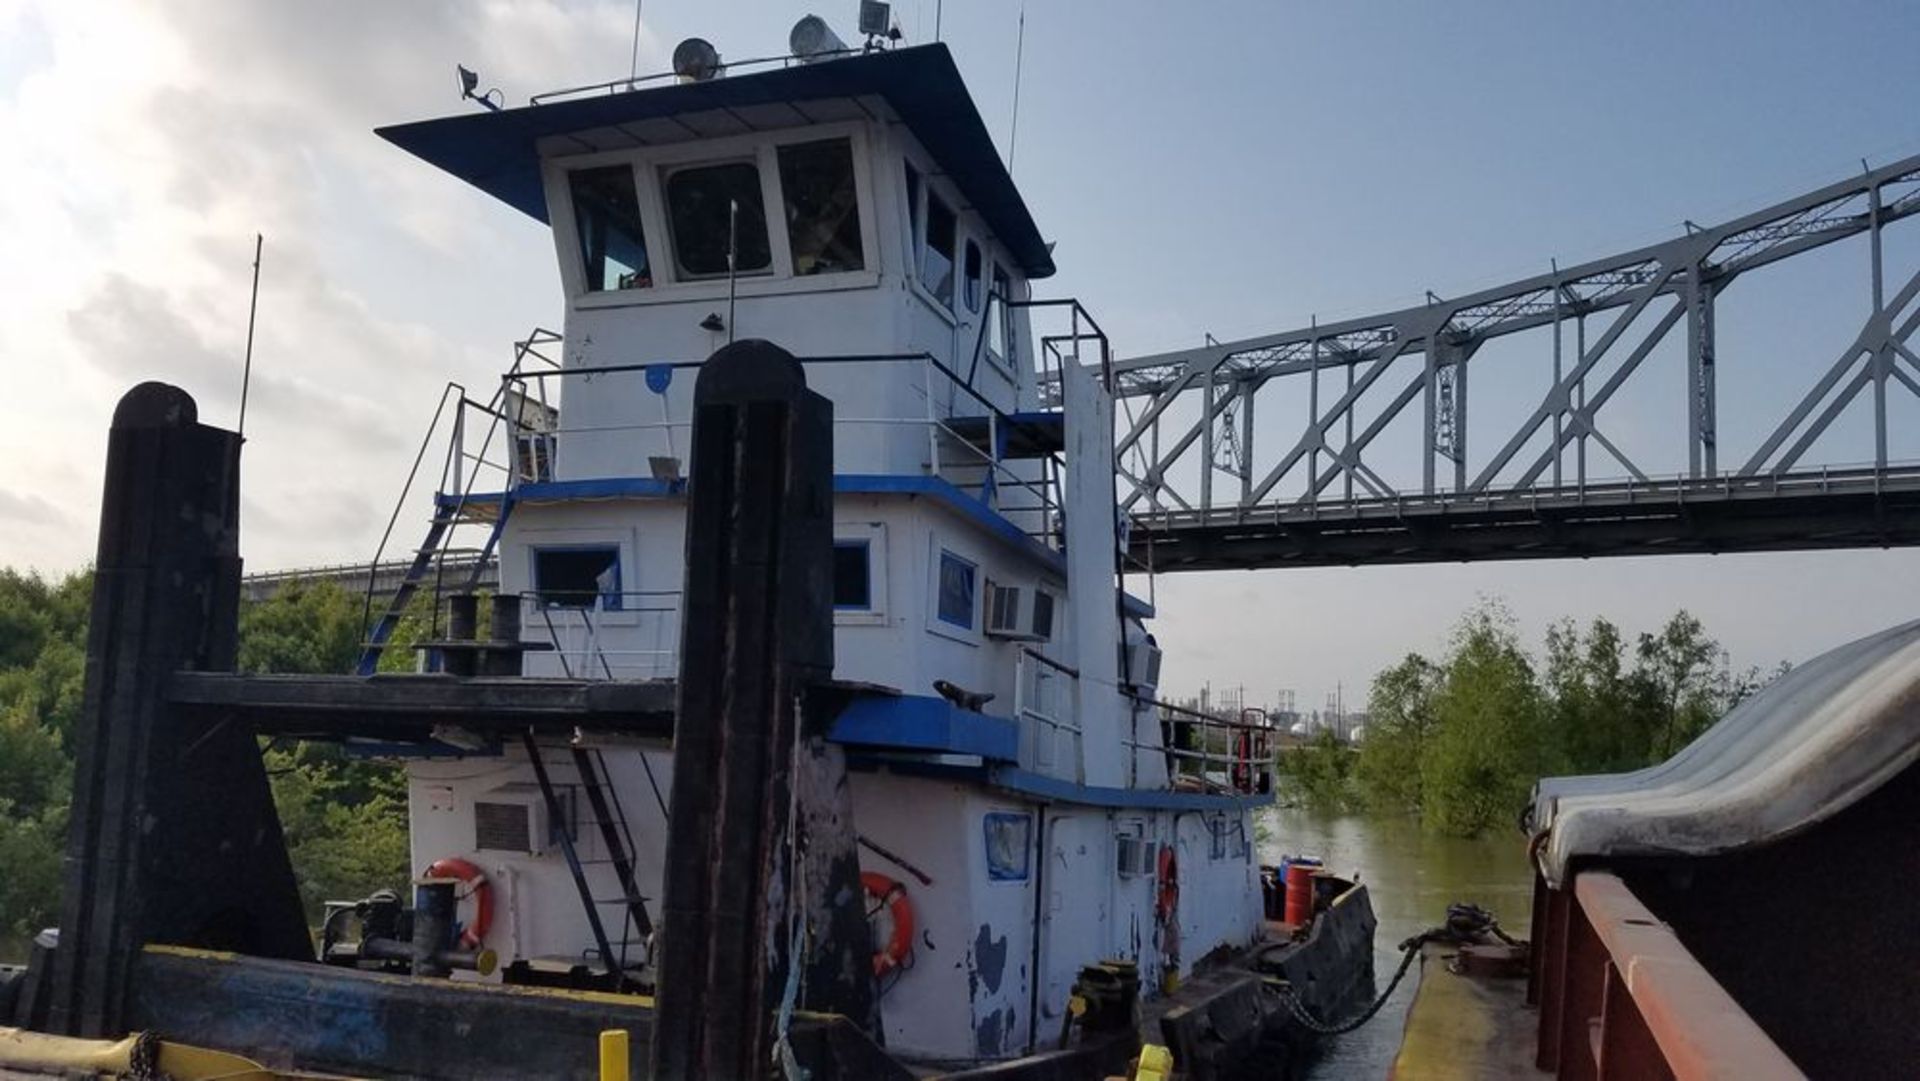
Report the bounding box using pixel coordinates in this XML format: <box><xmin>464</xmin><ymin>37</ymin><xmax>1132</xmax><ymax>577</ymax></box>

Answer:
<box><xmin>1533</xmin><ymin>872</ymin><xmax>1803</xmax><ymax>1081</ymax></box>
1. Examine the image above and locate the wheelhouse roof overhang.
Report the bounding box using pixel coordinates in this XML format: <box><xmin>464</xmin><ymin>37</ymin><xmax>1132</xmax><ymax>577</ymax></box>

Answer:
<box><xmin>376</xmin><ymin>43</ymin><xmax>1055</xmax><ymax>278</ymax></box>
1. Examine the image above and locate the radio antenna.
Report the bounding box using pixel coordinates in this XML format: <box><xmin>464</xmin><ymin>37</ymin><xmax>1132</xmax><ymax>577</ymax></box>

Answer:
<box><xmin>1007</xmin><ymin>4</ymin><xmax>1027</xmax><ymax>175</ymax></box>
<box><xmin>238</xmin><ymin>233</ymin><xmax>262</xmax><ymax>437</ymax></box>
<box><xmin>628</xmin><ymin>0</ymin><xmax>644</xmax><ymax>81</ymax></box>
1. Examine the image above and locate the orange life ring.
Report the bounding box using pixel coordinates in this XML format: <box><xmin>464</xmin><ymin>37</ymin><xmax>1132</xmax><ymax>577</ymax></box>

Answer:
<box><xmin>1156</xmin><ymin>847</ymin><xmax>1179</xmax><ymax>924</ymax></box>
<box><xmin>423</xmin><ymin>856</ymin><xmax>492</xmax><ymax>950</ymax></box>
<box><xmin>862</xmin><ymin>871</ymin><xmax>915</xmax><ymax>978</ymax></box>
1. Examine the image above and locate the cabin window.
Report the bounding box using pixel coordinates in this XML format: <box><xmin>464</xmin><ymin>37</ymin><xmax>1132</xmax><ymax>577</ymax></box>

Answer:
<box><xmin>922</xmin><ymin>193</ymin><xmax>957</xmax><ymax>307</ymax></box>
<box><xmin>664</xmin><ymin>160</ymin><xmax>772</xmax><ymax>278</ymax></box>
<box><xmin>832</xmin><ymin>540</ymin><xmax>871</xmax><ymax>610</ymax></box>
<box><xmin>903</xmin><ymin>162</ymin><xmax>924</xmax><ymax>264</ymax></box>
<box><xmin>983</xmin><ymin>812</ymin><xmax>1032</xmax><ymax>882</ymax></box>
<box><xmin>935</xmin><ymin>549</ymin><xmax>976</xmax><ymax>629</ymax></box>
<box><xmin>989</xmin><ymin>264</ymin><xmax>1014</xmax><ymax>361</ymax></box>
<box><xmin>532</xmin><ymin>546</ymin><xmax>623</xmax><ymax>610</ymax></box>
<box><xmin>779</xmin><ymin>138</ymin><xmax>865</xmax><ymax>275</ymax></box>
<box><xmin>568</xmin><ymin>165</ymin><xmax>652</xmax><ymax>291</ymax></box>
<box><xmin>963</xmin><ymin>240</ymin><xmax>983</xmax><ymax>312</ymax></box>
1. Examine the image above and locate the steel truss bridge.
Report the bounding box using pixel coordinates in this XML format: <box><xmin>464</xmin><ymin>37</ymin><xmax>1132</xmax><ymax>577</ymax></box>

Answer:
<box><xmin>1115</xmin><ymin>154</ymin><xmax>1920</xmax><ymax>570</ymax></box>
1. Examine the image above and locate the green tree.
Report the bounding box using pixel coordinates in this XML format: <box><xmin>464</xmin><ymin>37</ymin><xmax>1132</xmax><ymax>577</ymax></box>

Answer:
<box><xmin>1421</xmin><ymin>604</ymin><xmax>1551</xmax><ymax>836</ymax></box>
<box><xmin>1278</xmin><ymin>728</ymin><xmax>1357</xmax><ymax>809</ymax></box>
<box><xmin>241</xmin><ymin>581</ymin><xmax>413</xmax><ymax>916</ymax></box>
<box><xmin>1634</xmin><ymin>610</ymin><xmax>1725</xmax><ymax>759</ymax></box>
<box><xmin>1354</xmin><ymin>653</ymin><xmax>1442</xmax><ymax>814</ymax></box>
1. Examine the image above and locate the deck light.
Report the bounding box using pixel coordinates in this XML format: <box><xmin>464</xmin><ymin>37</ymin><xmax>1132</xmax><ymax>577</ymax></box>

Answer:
<box><xmin>790</xmin><ymin>16</ymin><xmax>850</xmax><ymax>63</ymax></box>
<box><xmin>456</xmin><ymin>65</ymin><xmax>502</xmax><ymax>111</ymax></box>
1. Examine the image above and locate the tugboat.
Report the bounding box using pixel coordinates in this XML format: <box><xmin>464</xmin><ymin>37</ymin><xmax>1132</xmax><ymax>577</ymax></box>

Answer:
<box><xmin>0</xmin><ymin>11</ymin><xmax>1374</xmax><ymax>1081</ymax></box>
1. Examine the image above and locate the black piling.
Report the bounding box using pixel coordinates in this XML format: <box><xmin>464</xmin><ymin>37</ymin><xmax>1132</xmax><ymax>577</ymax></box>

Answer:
<box><xmin>650</xmin><ymin>341</ymin><xmax>874</xmax><ymax>1081</ymax></box>
<box><xmin>45</xmin><ymin>383</ymin><xmax>310</xmax><ymax>1037</ymax></box>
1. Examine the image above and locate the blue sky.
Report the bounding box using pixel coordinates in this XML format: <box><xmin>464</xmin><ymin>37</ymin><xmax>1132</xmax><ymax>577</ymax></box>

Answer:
<box><xmin>4</xmin><ymin>0</ymin><xmax>1919</xmax><ymax>706</ymax></box>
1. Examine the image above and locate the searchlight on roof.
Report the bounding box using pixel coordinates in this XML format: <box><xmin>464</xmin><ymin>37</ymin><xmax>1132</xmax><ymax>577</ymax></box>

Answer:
<box><xmin>671</xmin><ymin>37</ymin><xmax>722</xmax><ymax>82</ymax></box>
<box><xmin>790</xmin><ymin>15</ymin><xmax>850</xmax><ymax>63</ymax></box>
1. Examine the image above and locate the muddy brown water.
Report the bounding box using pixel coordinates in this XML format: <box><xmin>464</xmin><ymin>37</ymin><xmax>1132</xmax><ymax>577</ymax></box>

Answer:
<box><xmin>1258</xmin><ymin>806</ymin><xmax>1536</xmax><ymax>1079</ymax></box>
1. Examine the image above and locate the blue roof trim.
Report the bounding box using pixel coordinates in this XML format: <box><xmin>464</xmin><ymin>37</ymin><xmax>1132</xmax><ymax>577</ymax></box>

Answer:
<box><xmin>852</xmin><ymin>756</ymin><xmax>1272</xmax><ymax>811</ymax></box>
<box><xmin>830</xmin><ymin>693</ymin><xmax>1019</xmax><ymax>762</ymax></box>
<box><xmin>835</xmin><ymin>473</ymin><xmax>1064</xmax><ymax>574</ymax></box>
<box><xmin>1122</xmin><ymin>592</ymin><xmax>1155</xmax><ymax>620</ymax></box>
<box><xmin>988</xmin><ymin>766</ymin><xmax>1275</xmax><ymax>812</ymax></box>
<box><xmin>377</xmin><ymin>45</ymin><xmax>1053</xmax><ymax>278</ymax></box>
<box><xmin>438</xmin><ymin>477</ymin><xmax>684</xmax><ymax>510</ymax></box>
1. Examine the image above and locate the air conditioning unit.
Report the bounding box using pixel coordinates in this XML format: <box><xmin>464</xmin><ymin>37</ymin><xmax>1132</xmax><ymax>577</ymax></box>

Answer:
<box><xmin>471</xmin><ymin>784</ymin><xmax>569</xmax><ymax>856</ymax></box>
<box><xmin>1115</xmin><ymin>834</ymin><xmax>1159</xmax><ymax>878</ymax></box>
<box><xmin>1121</xmin><ymin>639</ymin><xmax>1163</xmax><ymax>691</ymax></box>
<box><xmin>985</xmin><ymin>582</ymin><xmax>1051</xmax><ymax>641</ymax></box>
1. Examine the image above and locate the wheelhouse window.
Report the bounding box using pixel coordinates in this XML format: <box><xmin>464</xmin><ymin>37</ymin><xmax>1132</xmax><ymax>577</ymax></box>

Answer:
<box><xmin>532</xmin><ymin>546</ymin><xmax>622</xmax><ymax>610</ymax></box>
<box><xmin>568</xmin><ymin>165</ymin><xmax>652</xmax><ymax>291</ymax></box>
<box><xmin>833</xmin><ymin>540</ymin><xmax>871</xmax><ymax>610</ymax></box>
<box><xmin>779</xmin><ymin>138</ymin><xmax>865</xmax><ymax>275</ymax></box>
<box><xmin>963</xmin><ymin>240</ymin><xmax>983</xmax><ymax>312</ymax></box>
<box><xmin>904</xmin><ymin>162</ymin><xmax>924</xmax><ymax>263</ymax></box>
<box><xmin>922</xmin><ymin>192</ymin><xmax>957</xmax><ymax>307</ymax></box>
<box><xmin>936</xmin><ymin>549</ymin><xmax>976</xmax><ymax>629</ymax></box>
<box><xmin>664</xmin><ymin>160</ymin><xmax>771</xmax><ymax>279</ymax></box>
<box><xmin>989</xmin><ymin>264</ymin><xmax>1014</xmax><ymax>361</ymax></box>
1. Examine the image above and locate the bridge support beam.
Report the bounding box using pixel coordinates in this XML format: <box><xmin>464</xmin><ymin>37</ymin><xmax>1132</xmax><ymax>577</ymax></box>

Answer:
<box><xmin>1686</xmin><ymin>266</ymin><xmax>1718</xmax><ymax>478</ymax></box>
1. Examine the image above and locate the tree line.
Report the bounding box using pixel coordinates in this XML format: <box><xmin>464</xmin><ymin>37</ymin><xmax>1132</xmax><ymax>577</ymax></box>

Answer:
<box><xmin>1280</xmin><ymin>602</ymin><xmax>1781</xmax><ymax>836</ymax></box>
<box><xmin>0</xmin><ymin>569</ymin><xmax>416</xmax><ymax>948</ymax></box>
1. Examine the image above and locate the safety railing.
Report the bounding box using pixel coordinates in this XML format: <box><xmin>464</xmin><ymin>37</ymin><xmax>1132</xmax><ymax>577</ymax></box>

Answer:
<box><xmin>1131</xmin><ymin>698</ymin><xmax>1275</xmax><ymax>795</ymax></box>
<box><xmin>360</xmin><ymin>329</ymin><xmax>563</xmax><ymax>649</ymax></box>
<box><xmin>498</xmin><ymin>350</ymin><xmax>1069</xmax><ymax>547</ymax></box>
<box><xmin>513</xmin><ymin>590</ymin><xmax>682</xmax><ymax>681</ymax></box>
<box><xmin>1015</xmin><ymin>647</ymin><xmax>1082</xmax><ymax>782</ymax></box>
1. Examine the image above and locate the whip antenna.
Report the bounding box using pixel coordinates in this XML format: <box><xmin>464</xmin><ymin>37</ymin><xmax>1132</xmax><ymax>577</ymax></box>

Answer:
<box><xmin>238</xmin><ymin>233</ymin><xmax>262</xmax><ymax>437</ymax></box>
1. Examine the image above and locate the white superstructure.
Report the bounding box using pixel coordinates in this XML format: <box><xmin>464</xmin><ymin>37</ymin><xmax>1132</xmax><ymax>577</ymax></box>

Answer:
<box><xmin>377</xmin><ymin>35</ymin><xmax>1276</xmax><ymax>1063</ymax></box>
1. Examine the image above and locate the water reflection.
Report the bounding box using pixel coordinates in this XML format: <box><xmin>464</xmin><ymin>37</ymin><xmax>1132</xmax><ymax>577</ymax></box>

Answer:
<box><xmin>1259</xmin><ymin>807</ymin><xmax>1535</xmax><ymax>1079</ymax></box>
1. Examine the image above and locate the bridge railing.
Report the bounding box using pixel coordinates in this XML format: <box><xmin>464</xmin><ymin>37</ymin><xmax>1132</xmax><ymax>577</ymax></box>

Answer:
<box><xmin>1130</xmin><ymin>460</ymin><xmax>1920</xmax><ymax>531</ymax></box>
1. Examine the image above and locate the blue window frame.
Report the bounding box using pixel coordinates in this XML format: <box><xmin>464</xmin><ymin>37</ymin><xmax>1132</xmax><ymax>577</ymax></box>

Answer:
<box><xmin>833</xmin><ymin>540</ymin><xmax>871</xmax><ymax>610</ymax></box>
<box><xmin>936</xmin><ymin>549</ymin><xmax>976</xmax><ymax>629</ymax></box>
<box><xmin>983</xmin><ymin>812</ymin><xmax>1032</xmax><ymax>882</ymax></box>
<box><xmin>532</xmin><ymin>545</ymin><xmax>622</xmax><ymax>610</ymax></box>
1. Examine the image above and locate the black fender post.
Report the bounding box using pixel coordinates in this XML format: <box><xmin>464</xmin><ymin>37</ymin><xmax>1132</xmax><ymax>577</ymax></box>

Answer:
<box><xmin>650</xmin><ymin>341</ymin><xmax>875</xmax><ymax>1080</ymax></box>
<box><xmin>45</xmin><ymin>383</ymin><xmax>311</xmax><ymax>1037</ymax></box>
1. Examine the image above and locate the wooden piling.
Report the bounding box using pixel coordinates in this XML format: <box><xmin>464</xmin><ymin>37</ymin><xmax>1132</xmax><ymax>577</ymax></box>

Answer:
<box><xmin>649</xmin><ymin>341</ymin><xmax>873</xmax><ymax>1081</ymax></box>
<box><xmin>45</xmin><ymin>383</ymin><xmax>310</xmax><ymax>1037</ymax></box>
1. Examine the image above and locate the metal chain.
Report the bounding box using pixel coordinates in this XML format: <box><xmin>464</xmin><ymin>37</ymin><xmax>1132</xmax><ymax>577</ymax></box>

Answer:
<box><xmin>1270</xmin><ymin>902</ymin><xmax>1513</xmax><ymax>1038</ymax></box>
<box><xmin>1273</xmin><ymin>938</ymin><xmax>1423</xmax><ymax>1037</ymax></box>
<box><xmin>126</xmin><ymin>1030</ymin><xmax>165</xmax><ymax>1081</ymax></box>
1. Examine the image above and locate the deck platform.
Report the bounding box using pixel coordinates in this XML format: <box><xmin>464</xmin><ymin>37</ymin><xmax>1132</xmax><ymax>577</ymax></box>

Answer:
<box><xmin>1389</xmin><ymin>943</ymin><xmax>1545</xmax><ymax>1080</ymax></box>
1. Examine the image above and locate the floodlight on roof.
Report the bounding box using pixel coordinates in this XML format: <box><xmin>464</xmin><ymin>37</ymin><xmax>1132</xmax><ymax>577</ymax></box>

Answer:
<box><xmin>790</xmin><ymin>15</ymin><xmax>849</xmax><ymax>63</ymax></box>
<box><xmin>671</xmin><ymin>37</ymin><xmax>723</xmax><ymax>83</ymax></box>
<box><xmin>455</xmin><ymin>64</ymin><xmax>502</xmax><ymax>112</ymax></box>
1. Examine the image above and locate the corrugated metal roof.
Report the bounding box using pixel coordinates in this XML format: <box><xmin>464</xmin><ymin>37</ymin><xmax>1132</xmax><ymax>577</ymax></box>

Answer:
<box><xmin>1532</xmin><ymin>618</ymin><xmax>1920</xmax><ymax>886</ymax></box>
<box><xmin>375</xmin><ymin>44</ymin><xmax>1054</xmax><ymax>278</ymax></box>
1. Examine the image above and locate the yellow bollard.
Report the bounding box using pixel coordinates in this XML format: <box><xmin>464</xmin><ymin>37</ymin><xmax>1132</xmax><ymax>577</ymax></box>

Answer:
<box><xmin>1134</xmin><ymin>1043</ymin><xmax>1174</xmax><ymax>1081</ymax></box>
<box><xmin>599</xmin><ymin>1029</ymin><xmax>630</xmax><ymax>1081</ymax></box>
